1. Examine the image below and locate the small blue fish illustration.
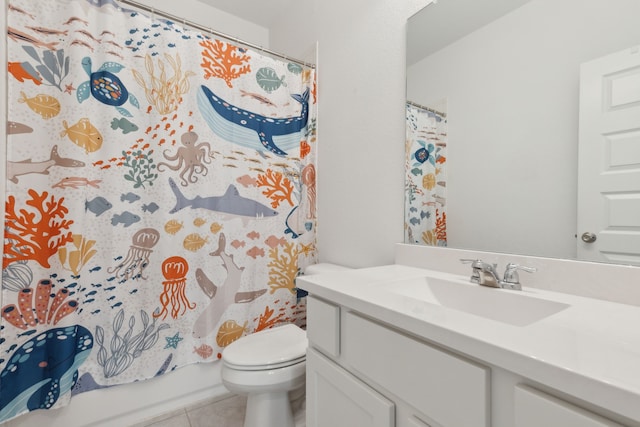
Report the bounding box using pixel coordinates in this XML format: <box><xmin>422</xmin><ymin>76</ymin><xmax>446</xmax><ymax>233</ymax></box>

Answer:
<box><xmin>151</xmin><ymin>23</ymin><xmax>161</xmax><ymax>28</ymax></box>
<box><xmin>142</xmin><ymin>202</ymin><xmax>159</xmax><ymax>213</ymax></box>
<box><xmin>67</xmin><ymin>282</ymin><xmax>78</xmax><ymax>288</ymax></box>
<box><xmin>107</xmin><ymin>296</ymin><xmax>116</xmax><ymax>301</ymax></box>
<box><xmin>17</xmin><ymin>330</ymin><xmax>37</xmax><ymax>338</ymax></box>
<box><xmin>57</xmin><ymin>278</ymin><xmax>66</xmax><ymax>283</ymax></box>
<box><xmin>85</xmin><ymin>290</ymin><xmax>97</xmax><ymax>296</ymax></box>
<box><xmin>111</xmin><ymin>117</ymin><xmax>139</xmax><ymax>134</ymax></box>
<box><xmin>409</xmin><ymin>207</ymin><xmax>418</xmax><ymax>213</ymax></box>
<box><xmin>121</xmin><ymin>192</ymin><xmax>141</xmax><ymax>203</ymax></box>
<box><xmin>106</xmin><ymin>276</ymin><xmax>116</xmax><ymax>282</ymax></box>
<box><xmin>129</xmin><ymin>289</ymin><xmax>138</xmax><ymax>295</ymax></box>
<box><xmin>113</xmin><ymin>256</ymin><xmax>123</xmax><ymax>261</ymax></box>
<box><xmin>409</xmin><ymin>217</ymin><xmax>420</xmax><ymax>226</ymax></box>
<box><xmin>71</xmin><ymin>274</ymin><xmax>80</xmax><ymax>279</ymax></box>
<box><xmin>111</xmin><ymin>302</ymin><xmax>123</xmax><ymax>309</ymax></box>
<box><xmin>167</xmin><ymin>43</ymin><xmax>175</xmax><ymax>48</ymax></box>
<box><xmin>420</xmin><ymin>211</ymin><xmax>429</xmax><ymax>220</ymax></box>
<box><xmin>86</xmin><ymin>196</ymin><xmax>112</xmax><ymax>217</ymax></box>
<box><xmin>129</xmin><ymin>28</ymin><xmax>139</xmax><ymax>34</ymax></box>
<box><xmin>105</xmin><ymin>286</ymin><xmax>116</xmax><ymax>291</ymax></box>
<box><xmin>125</xmin><ymin>38</ymin><xmax>133</xmax><ymax>45</ymax></box>
<box><xmin>50</xmin><ymin>273</ymin><xmax>58</xmax><ymax>278</ymax></box>
<box><xmin>91</xmin><ymin>283</ymin><xmax>102</xmax><ymax>288</ymax></box>
<box><xmin>84</xmin><ymin>298</ymin><xmax>95</xmax><ymax>303</ymax></box>
<box><xmin>91</xmin><ymin>309</ymin><xmax>101</xmax><ymax>315</ymax></box>
<box><xmin>151</xmin><ymin>52</ymin><xmax>159</xmax><ymax>56</ymax></box>
<box><xmin>89</xmin><ymin>266</ymin><xmax>102</xmax><ymax>273</ymax></box>
<box><xmin>143</xmin><ymin>28</ymin><xmax>150</xmax><ymax>32</ymax></box>
<box><xmin>153</xmin><ymin>33</ymin><xmax>160</xmax><ymax>37</ymax></box>
<box><xmin>111</xmin><ymin>211</ymin><xmax>141</xmax><ymax>227</ymax></box>
<box><xmin>411</xmin><ymin>167</ymin><xmax>422</xmax><ymax>176</ymax></box>
<box><xmin>148</xmin><ymin>43</ymin><xmax>156</xmax><ymax>48</ymax></box>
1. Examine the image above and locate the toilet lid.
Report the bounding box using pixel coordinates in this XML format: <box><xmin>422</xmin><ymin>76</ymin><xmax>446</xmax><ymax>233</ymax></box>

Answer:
<box><xmin>222</xmin><ymin>324</ymin><xmax>308</xmax><ymax>369</ymax></box>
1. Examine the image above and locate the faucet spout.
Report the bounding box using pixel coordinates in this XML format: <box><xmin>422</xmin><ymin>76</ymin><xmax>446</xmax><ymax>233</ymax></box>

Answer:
<box><xmin>460</xmin><ymin>259</ymin><xmax>501</xmax><ymax>288</ymax></box>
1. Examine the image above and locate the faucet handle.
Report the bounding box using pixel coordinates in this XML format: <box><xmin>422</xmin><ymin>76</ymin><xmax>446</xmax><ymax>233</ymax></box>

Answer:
<box><xmin>502</xmin><ymin>263</ymin><xmax>537</xmax><ymax>285</ymax></box>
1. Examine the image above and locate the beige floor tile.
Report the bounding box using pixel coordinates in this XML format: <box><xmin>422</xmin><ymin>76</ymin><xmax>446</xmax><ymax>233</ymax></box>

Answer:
<box><xmin>142</xmin><ymin>410</ymin><xmax>191</xmax><ymax>427</ymax></box>
<box><xmin>186</xmin><ymin>395</ymin><xmax>247</xmax><ymax>427</ymax></box>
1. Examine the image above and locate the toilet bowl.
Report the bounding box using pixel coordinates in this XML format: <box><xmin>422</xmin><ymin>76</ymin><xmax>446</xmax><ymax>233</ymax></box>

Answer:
<box><xmin>221</xmin><ymin>324</ymin><xmax>308</xmax><ymax>427</ymax></box>
<box><xmin>221</xmin><ymin>263</ymin><xmax>351</xmax><ymax>427</ymax></box>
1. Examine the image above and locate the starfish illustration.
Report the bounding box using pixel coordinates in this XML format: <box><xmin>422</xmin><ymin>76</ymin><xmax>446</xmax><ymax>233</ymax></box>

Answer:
<box><xmin>164</xmin><ymin>331</ymin><xmax>183</xmax><ymax>349</ymax></box>
<box><xmin>64</xmin><ymin>83</ymin><xmax>76</xmax><ymax>94</ymax></box>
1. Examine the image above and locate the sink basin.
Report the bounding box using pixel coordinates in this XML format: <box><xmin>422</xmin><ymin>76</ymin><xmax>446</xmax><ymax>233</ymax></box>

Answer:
<box><xmin>384</xmin><ymin>276</ymin><xmax>569</xmax><ymax>326</ymax></box>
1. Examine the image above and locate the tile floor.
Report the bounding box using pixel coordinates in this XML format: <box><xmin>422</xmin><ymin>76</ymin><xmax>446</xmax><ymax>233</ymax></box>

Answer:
<box><xmin>133</xmin><ymin>393</ymin><xmax>306</xmax><ymax>427</ymax></box>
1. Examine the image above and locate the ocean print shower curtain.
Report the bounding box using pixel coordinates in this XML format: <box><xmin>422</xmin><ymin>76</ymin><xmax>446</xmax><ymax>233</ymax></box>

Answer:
<box><xmin>2</xmin><ymin>0</ymin><xmax>317</xmax><ymax>422</ymax></box>
<box><xmin>405</xmin><ymin>103</ymin><xmax>447</xmax><ymax>246</ymax></box>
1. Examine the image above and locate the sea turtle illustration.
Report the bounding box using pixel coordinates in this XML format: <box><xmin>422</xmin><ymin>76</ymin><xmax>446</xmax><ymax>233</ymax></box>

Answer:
<box><xmin>76</xmin><ymin>56</ymin><xmax>139</xmax><ymax>117</ymax></box>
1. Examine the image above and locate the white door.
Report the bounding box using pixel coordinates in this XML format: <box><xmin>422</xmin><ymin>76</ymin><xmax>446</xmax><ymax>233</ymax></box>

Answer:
<box><xmin>578</xmin><ymin>46</ymin><xmax>640</xmax><ymax>264</ymax></box>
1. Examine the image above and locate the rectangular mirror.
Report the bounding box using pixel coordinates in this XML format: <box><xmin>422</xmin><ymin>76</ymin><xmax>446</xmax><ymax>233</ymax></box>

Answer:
<box><xmin>406</xmin><ymin>0</ymin><xmax>640</xmax><ymax>265</ymax></box>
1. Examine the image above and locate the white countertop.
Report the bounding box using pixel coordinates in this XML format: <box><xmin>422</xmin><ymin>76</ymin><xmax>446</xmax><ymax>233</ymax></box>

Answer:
<box><xmin>297</xmin><ymin>264</ymin><xmax>640</xmax><ymax>423</ymax></box>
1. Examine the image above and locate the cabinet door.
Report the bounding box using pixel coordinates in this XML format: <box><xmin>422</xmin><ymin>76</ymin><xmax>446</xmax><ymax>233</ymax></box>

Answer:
<box><xmin>514</xmin><ymin>385</ymin><xmax>624</xmax><ymax>427</ymax></box>
<box><xmin>307</xmin><ymin>348</ymin><xmax>395</xmax><ymax>427</ymax></box>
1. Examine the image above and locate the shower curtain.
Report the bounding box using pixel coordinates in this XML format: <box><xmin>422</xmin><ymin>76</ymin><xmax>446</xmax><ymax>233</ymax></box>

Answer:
<box><xmin>405</xmin><ymin>103</ymin><xmax>447</xmax><ymax>246</ymax></box>
<box><xmin>2</xmin><ymin>0</ymin><xmax>317</xmax><ymax>422</ymax></box>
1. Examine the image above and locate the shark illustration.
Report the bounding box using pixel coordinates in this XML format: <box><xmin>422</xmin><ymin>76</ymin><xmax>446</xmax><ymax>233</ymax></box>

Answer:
<box><xmin>7</xmin><ymin>145</ymin><xmax>85</xmax><ymax>184</ymax></box>
<box><xmin>0</xmin><ymin>325</ymin><xmax>93</xmax><ymax>422</ymax></box>
<box><xmin>197</xmin><ymin>85</ymin><xmax>310</xmax><ymax>156</ymax></box>
<box><xmin>168</xmin><ymin>178</ymin><xmax>278</xmax><ymax>219</ymax></box>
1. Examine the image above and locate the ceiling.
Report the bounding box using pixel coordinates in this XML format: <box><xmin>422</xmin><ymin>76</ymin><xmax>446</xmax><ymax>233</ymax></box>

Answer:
<box><xmin>197</xmin><ymin>0</ymin><xmax>297</xmax><ymax>28</ymax></box>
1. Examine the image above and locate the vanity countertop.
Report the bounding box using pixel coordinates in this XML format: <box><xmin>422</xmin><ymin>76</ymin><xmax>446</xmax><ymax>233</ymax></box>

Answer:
<box><xmin>297</xmin><ymin>264</ymin><xmax>640</xmax><ymax>423</ymax></box>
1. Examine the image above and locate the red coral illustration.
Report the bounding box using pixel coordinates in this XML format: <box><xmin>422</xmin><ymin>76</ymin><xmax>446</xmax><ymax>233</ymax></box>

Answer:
<box><xmin>435</xmin><ymin>209</ymin><xmax>447</xmax><ymax>242</ymax></box>
<box><xmin>256</xmin><ymin>169</ymin><xmax>294</xmax><ymax>209</ymax></box>
<box><xmin>199</xmin><ymin>39</ymin><xmax>251</xmax><ymax>88</ymax></box>
<box><xmin>4</xmin><ymin>189</ymin><xmax>74</xmax><ymax>269</ymax></box>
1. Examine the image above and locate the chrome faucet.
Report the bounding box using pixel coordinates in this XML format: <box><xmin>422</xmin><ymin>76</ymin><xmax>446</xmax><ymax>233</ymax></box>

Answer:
<box><xmin>460</xmin><ymin>259</ymin><xmax>536</xmax><ymax>291</ymax></box>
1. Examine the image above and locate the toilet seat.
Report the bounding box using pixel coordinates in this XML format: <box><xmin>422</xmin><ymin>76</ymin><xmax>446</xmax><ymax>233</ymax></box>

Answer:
<box><xmin>222</xmin><ymin>324</ymin><xmax>308</xmax><ymax>371</ymax></box>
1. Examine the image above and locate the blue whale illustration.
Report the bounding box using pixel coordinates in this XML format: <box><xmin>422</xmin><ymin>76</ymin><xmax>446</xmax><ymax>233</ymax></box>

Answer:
<box><xmin>0</xmin><ymin>325</ymin><xmax>93</xmax><ymax>422</ymax></box>
<box><xmin>168</xmin><ymin>177</ymin><xmax>278</xmax><ymax>218</ymax></box>
<box><xmin>197</xmin><ymin>85</ymin><xmax>309</xmax><ymax>156</ymax></box>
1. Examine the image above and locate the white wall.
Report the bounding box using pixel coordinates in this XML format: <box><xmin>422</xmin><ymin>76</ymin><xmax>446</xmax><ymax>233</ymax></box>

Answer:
<box><xmin>271</xmin><ymin>0</ymin><xmax>432</xmax><ymax>269</ymax></box>
<box><xmin>1</xmin><ymin>1</ymin><xmax>267</xmax><ymax>426</ymax></box>
<box><xmin>407</xmin><ymin>0</ymin><xmax>640</xmax><ymax>259</ymax></box>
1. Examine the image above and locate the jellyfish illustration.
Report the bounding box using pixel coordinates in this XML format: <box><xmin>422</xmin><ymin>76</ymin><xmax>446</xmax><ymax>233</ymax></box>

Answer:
<box><xmin>154</xmin><ymin>256</ymin><xmax>196</xmax><ymax>320</ymax></box>
<box><xmin>108</xmin><ymin>228</ymin><xmax>161</xmax><ymax>281</ymax></box>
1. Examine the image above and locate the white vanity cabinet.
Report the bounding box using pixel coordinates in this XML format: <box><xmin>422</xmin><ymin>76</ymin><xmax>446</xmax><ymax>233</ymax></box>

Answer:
<box><xmin>306</xmin><ymin>296</ymin><xmax>490</xmax><ymax>427</ymax></box>
<box><xmin>306</xmin><ymin>293</ymin><xmax>636</xmax><ymax>427</ymax></box>
<box><xmin>514</xmin><ymin>385</ymin><xmax>624</xmax><ymax>427</ymax></box>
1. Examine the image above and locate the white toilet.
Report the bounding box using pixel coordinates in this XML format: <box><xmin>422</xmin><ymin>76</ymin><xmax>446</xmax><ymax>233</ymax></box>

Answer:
<box><xmin>221</xmin><ymin>324</ymin><xmax>308</xmax><ymax>427</ymax></box>
<box><xmin>221</xmin><ymin>263</ymin><xmax>351</xmax><ymax>427</ymax></box>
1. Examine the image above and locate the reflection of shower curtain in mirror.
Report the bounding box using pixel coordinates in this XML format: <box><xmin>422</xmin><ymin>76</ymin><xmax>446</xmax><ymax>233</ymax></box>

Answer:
<box><xmin>2</xmin><ymin>0</ymin><xmax>317</xmax><ymax>422</ymax></box>
<box><xmin>404</xmin><ymin>103</ymin><xmax>447</xmax><ymax>246</ymax></box>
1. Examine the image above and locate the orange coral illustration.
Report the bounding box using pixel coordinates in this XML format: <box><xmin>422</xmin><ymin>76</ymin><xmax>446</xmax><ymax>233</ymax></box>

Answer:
<box><xmin>1</xmin><ymin>279</ymin><xmax>78</xmax><ymax>330</ymax></box>
<box><xmin>256</xmin><ymin>169</ymin><xmax>294</xmax><ymax>209</ymax></box>
<box><xmin>4</xmin><ymin>189</ymin><xmax>74</xmax><ymax>269</ymax></box>
<box><xmin>267</xmin><ymin>242</ymin><xmax>300</xmax><ymax>294</ymax></box>
<box><xmin>435</xmin><ymin>209</ymin><xmax>447</xmax><ymax>242</ymax></box>
<box><xmin>253</xmin><ymin>305</ymin><xmax>286</xmax><ymax>332</ymax></box>
<box><xmin>199</xmin><ymin>39</ymin><xmax>251</xmax><ymax>88</ymax></box>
